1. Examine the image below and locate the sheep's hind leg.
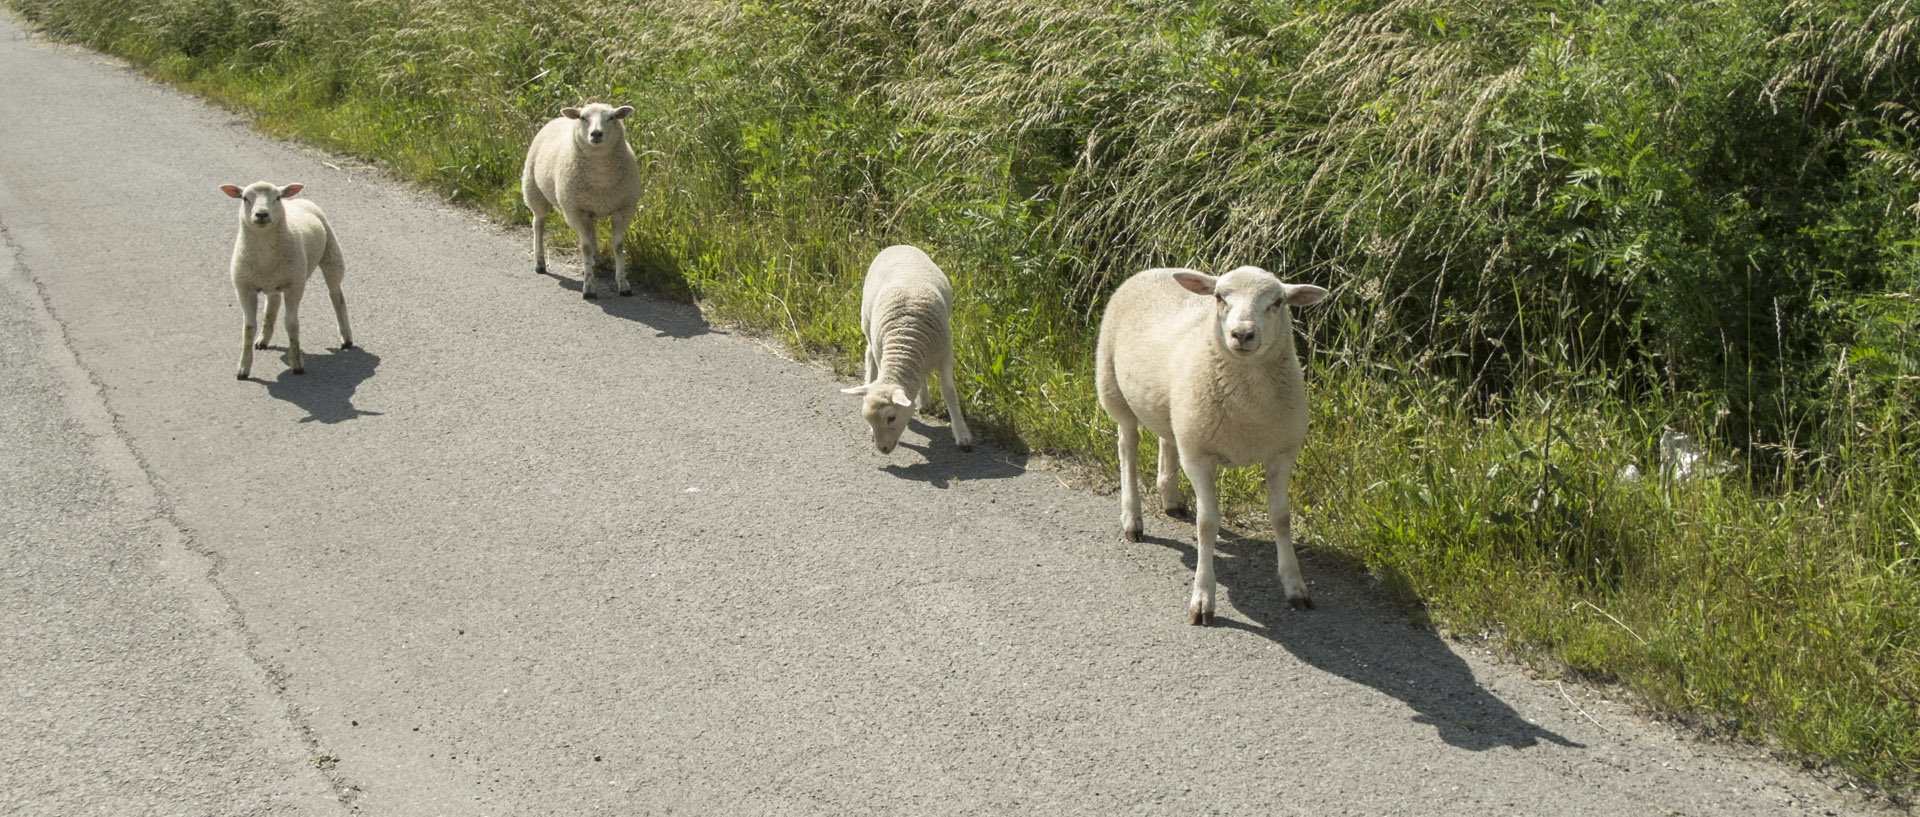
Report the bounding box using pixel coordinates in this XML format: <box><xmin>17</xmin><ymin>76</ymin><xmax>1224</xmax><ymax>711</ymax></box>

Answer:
<box><xmin>609</xmin><ymin>207</ymin><xmax>633</xmax><ymax>297</ymax></box>
<box><xmin>1157</xmin><ymin>435</ymin><xmax>1188</xmax><ymax>519</ymax></box>
<box><xmin>527</xmin><ymin>192</ymin><xmax>550</xmax><ymax>275</ymax></box>
<box><xmin>1115</xmin><ymin>417</ymin><xmax>1143</xmax><ymax>542</ymax></box>
<box><xmin>255</xmin><ymin>291</ymin><xmax>281</xmax><ymax>349</ymax></box>
<box><xmin>936</xmin><ymin>351</ymin><xmax>973</xmax><ymax>451</ymax></box>
<box><xmin>321</xmin><ymin>235</ymin><xmax>353</xmax><ymax>349</ymax></box>
<box><xmin>1267</xmin><ymin>449</ymin><xmax>1314</xmax><ymax>611</ymax></box>
<box><xmin>329</xmin><ymin>287</ymin><xmax>354</xmax><ymax>350</ymax></box>
<box><xmin>1113</xmin><ymin>418</ymin><xmax>1136</xmax><ymax>540</ymax></box>
<box><xmin>562</xmin><ymin>209</ymin><xmax>601</xmax><ymax>299</ymax></box>
<box><xmin>1183</xmin><ymin>453</ymin><xmax>1220</xmax><ymax>626</ymax></box>
<box><xmin>282</xmin><ymin>285</ymin><xmax>306</xmax><ymax>374</ymax></box>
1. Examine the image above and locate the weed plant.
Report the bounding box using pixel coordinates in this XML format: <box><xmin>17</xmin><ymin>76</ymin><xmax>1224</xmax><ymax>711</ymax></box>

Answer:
<box><xmin>8</xmin><ymin>0</ymin><xmax>1916</xmax><ymax>795</ymax></box>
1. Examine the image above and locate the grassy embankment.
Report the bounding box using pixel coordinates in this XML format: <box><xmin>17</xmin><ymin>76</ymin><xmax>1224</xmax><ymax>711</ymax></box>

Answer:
<box><xmin>9</xmin><ymin>0</ymin><xmax>1915</xmax><ymax>796</ymax></box>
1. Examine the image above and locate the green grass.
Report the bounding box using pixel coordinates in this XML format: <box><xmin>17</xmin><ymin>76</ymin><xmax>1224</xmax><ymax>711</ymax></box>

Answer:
<box><xmin>7</xmin><ymin>0</ymin><xmax>1916</xmax><ymax>798</ymax></box>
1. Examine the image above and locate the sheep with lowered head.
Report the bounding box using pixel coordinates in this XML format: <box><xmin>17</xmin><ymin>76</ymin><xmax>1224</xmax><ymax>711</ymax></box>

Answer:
<box><xmin>1095</xmin><ymin>266</ymin><xmax>1328</xmax><ymax>625</ymax></box>
<box><xmin>219</xmin><ymin>181</ymin><xmax>353</xmax><ymax>380</ymax></box>
<box><xmin>522</xmin><ymin>102</ymin><xmax>641</xmax><ymax>299</ymax></box>
<box><xmin>842</xmin><ymin>245</ymin><xmax>974</xmax><ymax>455</ymax></box>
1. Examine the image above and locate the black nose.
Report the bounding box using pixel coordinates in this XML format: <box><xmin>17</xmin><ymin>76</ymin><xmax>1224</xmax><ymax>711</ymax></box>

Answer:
<box><xmin>1231</xmin><ymin>327</ymin><xmax>1256</xmax><ymax>344</ymax></box>
<box><xmin>589</xmin><ymin>131</ymin><xmax>603</xmax><ymax>142</ymax></box>
<box><xmin>252</xmin><ymin>213</ymin><xmax>270</xmax><ymax>223</ymax></box>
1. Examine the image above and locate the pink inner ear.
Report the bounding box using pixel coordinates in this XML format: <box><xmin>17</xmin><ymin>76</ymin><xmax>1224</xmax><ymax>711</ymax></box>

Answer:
<box><xmin>562</xmin><ymin>108</ymin><xmax>582</xmax><ymax>120</ymax></box>
<box><xmin>1286</xmin><ymin>284</ymin><xmax>1330</xmax><ymax>306</ymax></box>
<box><xmin>1173</xmin><ymin>272</ymin><xmax>1216</xmax><ymax>296</ymax></box>
<box><xmin>280</xmin><ymin>184</ymin><xmax>304</xmax><ymax>199</ymax></box>
<box><xmin>220</xmin><ymin>185</ymin><xmax>243</xmax><ymax>198</ymax></box>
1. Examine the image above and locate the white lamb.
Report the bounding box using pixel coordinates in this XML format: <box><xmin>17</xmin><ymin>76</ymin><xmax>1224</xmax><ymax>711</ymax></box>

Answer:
<box><xmin>219</xmin><ymin>181</ymin><xmax>353</xmax><ymax>380</ymax></box>
<box><xmin>1095</xmin><ymin>266</ymin><xmax>1329</xmax><ymax>625</ymax></box>
<box><xmin>841</xmin><ymin>245</ymin><xmax>974</xmax><ymax>454</ymax></box>
<box><xmin>522</xmin><ymin>102</ymin><xmax>642</xmax><ymax>299</ymax></box>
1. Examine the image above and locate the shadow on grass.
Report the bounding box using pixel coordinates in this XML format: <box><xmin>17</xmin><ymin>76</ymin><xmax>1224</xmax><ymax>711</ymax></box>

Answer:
<box><xmin>1139</xmin><ymin>525</ymin><xmax>1581</xmax><ymax>752</ymax></box>
<box><xmin>259</xmin><ymin>345</ymin><xmax>383</xmax><ymax>424</ymax></box>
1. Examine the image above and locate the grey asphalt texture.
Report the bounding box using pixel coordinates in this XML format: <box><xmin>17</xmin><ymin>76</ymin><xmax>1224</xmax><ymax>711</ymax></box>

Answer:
<box><xmin>0</xmin><ymin>11</ymin><xmax>1887</xmax><ymax>816</ymax></box>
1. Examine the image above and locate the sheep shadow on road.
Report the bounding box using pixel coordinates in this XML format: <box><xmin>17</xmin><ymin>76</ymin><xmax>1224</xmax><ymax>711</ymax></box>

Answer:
<box><xmin>1141</xmin><ymin>526</ymin><xmax>1580</xmax><ymax>752</ymax></box>
<box><xmin>259</xmin><ymin>345</ymin><xmax>383</xmax><ymax>423</ymax></box>
<box><xmin>882</xmin><ymin>430</ymin><xmax>1029</xmax><ymax>486</ymax></box>
<box><xmin>544</xmin><ymin>268</ymin><xmax>715</xmax><ymax>340</ymax></box>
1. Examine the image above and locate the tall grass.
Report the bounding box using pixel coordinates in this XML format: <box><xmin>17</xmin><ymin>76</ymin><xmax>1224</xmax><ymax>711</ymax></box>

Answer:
<box><xmin>8</xmin><ymin>0</ymin><xmax>1916</xmax><ymax>796</ymax></box>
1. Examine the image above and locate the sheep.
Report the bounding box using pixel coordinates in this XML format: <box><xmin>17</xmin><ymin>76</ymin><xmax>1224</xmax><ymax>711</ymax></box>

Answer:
<box><xmin>522</xmin><ymin>102</ymin><xmax>641</xmax><ymax>299</ymax></box>
<box><xmin>840</xmin><ymin>245</ymin><xmax>974</xmax><ymax>455</ymax></box>
<box><xmin>219</xmin><ymin>181</ymin><xmax>353</xmax><ymax>380</ymax></box>
<box><xmin>1094</xmin><ymin>266</ymin><xmax>1328</xmax><ymax>625</ymax></box>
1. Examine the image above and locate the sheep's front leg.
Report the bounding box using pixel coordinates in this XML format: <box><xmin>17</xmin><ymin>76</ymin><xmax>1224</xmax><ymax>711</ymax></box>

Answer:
<box><xmin>1157</xmin><ymin>435</ymin><xmax>1187</xmax><ymax>519</ymax></box>
<box><xmin>937</xmin><ymin>351</ymin><xmax>973</xmax><ymax>451</ymax></box>
<box><xmin>282</xmin><ymin>285</ymin><xmax>306</xmax><ymax>374</ymax></box>
<box><xmin>1116</xmin><ymin>418</ymin><xmax>1143</xmax><ymax>542</ymax></box>
<box><xmin>236</xmin><ymin>287</ymin><xmax>259</xmax><ymax>380</ymax></box>
<box><xmin>256</xmin><ymin>291</ymin><xmax>281</xmax><ymax>349</ymax></box>
<box><xmin>609</xmin><ymin>208</ymin><xmax>633</xmax><ymax>297</ymax></box>
<box><xmin>1267</xmin><ymin>449</ymin><xmax>1313</xmax><ymax>610</ymax></box>
<box><xmin>1183</xmin><ymin>453</ymin><xmax>1220</xmax><ymax>626</ymax></box>
<box><xmin>562</xmin><ymin>209</ymin><xmax>601</xmax><ymax>299</ymax></box>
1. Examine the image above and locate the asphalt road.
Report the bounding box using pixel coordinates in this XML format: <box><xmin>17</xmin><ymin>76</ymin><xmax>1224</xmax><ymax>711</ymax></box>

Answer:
<box><xmin>0</xmin><ymin>11</ymin><xmax>1887</xmax><ymax>816</ymax></box>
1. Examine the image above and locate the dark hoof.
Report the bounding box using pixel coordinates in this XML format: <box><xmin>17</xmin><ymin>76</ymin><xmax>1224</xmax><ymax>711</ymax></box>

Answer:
<box><xmin>618</xmin><ymin>289</ymin><xmax>632</xmax><ymax>297</ymax></box>
<box><xmin>254</xmin><ymin>341</ymin><xmax>270</xmax><ymax>350</ymax></box>
<box><xmin>958</xmin><ymin>444</ymin><xmax>973</xmax><ymax>453</ymax></box>
<box><xmin>1165</xmin><ymin>506</ymin><xmax>1193</xmax><ymax>521</ymax></box>
<box><xmin>1289</xmin><ymin>596</ymin><xmax>1316</xmax><ymax>611</ymax></box>
<box><xmin>340</xmin><ymin>341</ymin><xmax>354</xmax><ymax>350</ymax></box>
<box><xmin>583</xmin><ymin>291</ymin><xmax>599</xmax><ymax>300</ymax></box>
<box><xmin>291</xmin><ymin>368</ymin><xmax>305</xmax><ymax>375</ymax></box>
<box><xmin>1188</xmin><ymin>608</ymin><xmax>1214</xmax><ymax>626</ymax></box>
<box><xmin>535</xmin><ymin>264</ymin><xmax>546</xmax><ymax>275</ymax></box>
<box><xmin>1123</xmin><ymin>525</ymin><xmax>1142</xmax><ymax>543</ymax></box>
<box><xmin>236</xmin><ymin>372</ymin><xmax>248</xmax><ymax>380</ymax></box>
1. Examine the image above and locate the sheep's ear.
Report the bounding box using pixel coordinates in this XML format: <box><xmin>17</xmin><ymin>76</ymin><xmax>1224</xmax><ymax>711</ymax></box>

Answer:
<box><xmin>890</xmin><ymin>388</ymin><xmax>913</xmax><ymax>408</ymax></box>
<box><xmin>841</xmin><ymin>384</ymin><xmax>870</xmax><ymax>396</ymax></box>
<box><xmin>611</xmin><ymin>105</ymin><xmax>634</xmax><ymax>120</ymax></box>
<box><xmin>280</xmin><ymin>184</ymin><xmax>304</xmax><ymax>199</ymax></box>
<box><xmin>1172</xmin><ymin>271</ymin><xmax>1217</xmax><ymax>295</ymax></box>
<box><xmin>562</xmin><ymin>107</ymin><xmax>583</xmax><ymax>120</ymax></box>
<box><xmin>220</xmin><ymin>185</ymin><xmax>244</xmax><ymax>199</ymax></box>
<box><xmin>1284</xmin><ymin>284</ymin><xmax>1329</xmax><ymax>307</ymax></box>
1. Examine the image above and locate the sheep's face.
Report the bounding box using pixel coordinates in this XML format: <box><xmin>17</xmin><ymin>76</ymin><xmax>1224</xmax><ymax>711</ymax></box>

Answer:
<box><xmin>841</xmin><ymin>384</ymin><xmax>915</xmax><ymax>454</ymax></box>
<box><xmin>220</xmin><ymin>181</ymin><xmax>303</xmax><ymax>229</ymax></box>
<box><xmin>562</xmin><ymin>103</ymin><xmax>634</xmax><ymax>147</ymax></box>
<box><xmin>1175</xmin><ymin>267</ymin><xmax>1329</xmax><ymax>358</ymax></box>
